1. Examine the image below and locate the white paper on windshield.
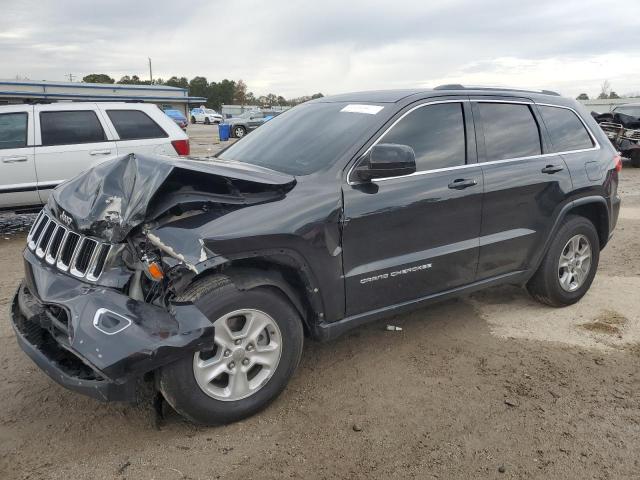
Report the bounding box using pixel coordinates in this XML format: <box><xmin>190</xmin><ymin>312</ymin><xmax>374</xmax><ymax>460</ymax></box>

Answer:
<box><xmin>340</xmin><ymin>104</ymin><xmax>384</xmax><ymax>115</ymax></box>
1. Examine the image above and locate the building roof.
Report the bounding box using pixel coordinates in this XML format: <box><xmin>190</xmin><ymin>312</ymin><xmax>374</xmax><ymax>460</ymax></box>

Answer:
<box><xmin>0</xmin><ymin>79</ymin><xmax>206</xmax><ymax>104</ymax></box>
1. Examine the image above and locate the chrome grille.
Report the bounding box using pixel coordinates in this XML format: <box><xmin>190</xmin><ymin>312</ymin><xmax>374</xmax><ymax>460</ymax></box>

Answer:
<box><xmin>27</xmin><ymin>211</ymin><xmax>112</xmax><ymax>281</ymax></box>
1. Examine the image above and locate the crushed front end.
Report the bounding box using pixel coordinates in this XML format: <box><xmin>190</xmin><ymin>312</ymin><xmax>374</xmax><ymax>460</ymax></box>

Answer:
<box><xmin>10</xmin><ymin>153</ymin><xmax>296</xmax><ymax>402</ymax></box>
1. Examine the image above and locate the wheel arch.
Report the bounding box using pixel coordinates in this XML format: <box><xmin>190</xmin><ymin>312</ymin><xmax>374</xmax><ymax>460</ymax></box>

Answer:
<box><xmin>529</xmin><ymin>196</ymin><xmax>610</xmax><ymax>280</ymax></box>
<box><xmin>188</xmin><ymin>253</ymin><xmax>325</xmax><ymax>337</ymax></box>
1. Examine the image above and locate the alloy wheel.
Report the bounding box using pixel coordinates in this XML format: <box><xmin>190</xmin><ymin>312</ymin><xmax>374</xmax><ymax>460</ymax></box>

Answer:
<box><xmin>558</xmin><ymin>234</ymin><xmax>592</xmax><ymax>292</ymax></box>
<box><xmin>193</xmin><ymin>309</ymin><xmax>282</xmax><ymax>401</ymax></box>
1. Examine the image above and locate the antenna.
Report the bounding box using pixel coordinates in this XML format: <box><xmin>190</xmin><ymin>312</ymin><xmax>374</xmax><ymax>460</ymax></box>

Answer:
<box><xmin>65</xmin><ymin>73</ymin><xmax>75</xmax><ymax>82</ymax></box>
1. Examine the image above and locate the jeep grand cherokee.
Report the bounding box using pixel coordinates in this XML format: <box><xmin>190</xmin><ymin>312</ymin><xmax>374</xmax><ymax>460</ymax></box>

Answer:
<box><xmin>11</xmin><ymin>85</ymin><xmax>621</xmax><ymax>425</ymax></box>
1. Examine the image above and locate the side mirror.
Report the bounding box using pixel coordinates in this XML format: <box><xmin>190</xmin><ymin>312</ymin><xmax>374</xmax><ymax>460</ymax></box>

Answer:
<box><xmin>355</xmin><ymin>143</ymin><xmax>416</xmax><ymax>182</ymax></box>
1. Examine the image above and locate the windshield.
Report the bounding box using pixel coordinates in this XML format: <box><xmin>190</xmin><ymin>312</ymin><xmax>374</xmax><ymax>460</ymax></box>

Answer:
<box><xmin>614</xmin><ymin>106</ymin><xmax>640</xmax><ymax>117</ymax></box>
<box><xmin>218</xmin><ymin>102</ymin><xmax>385</xmax><ymax>175</ymax></box>
<box><xmin>204</xmin><ymin>109</ymin><xmax>218</xmax><ymax>115</ymax></box>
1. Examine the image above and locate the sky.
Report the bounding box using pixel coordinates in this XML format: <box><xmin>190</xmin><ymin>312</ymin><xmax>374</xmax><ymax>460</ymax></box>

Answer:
<box><xmin>2</xmin><ymin>0</ymin><xmax>640</xmax><ymax>99</ymax></box>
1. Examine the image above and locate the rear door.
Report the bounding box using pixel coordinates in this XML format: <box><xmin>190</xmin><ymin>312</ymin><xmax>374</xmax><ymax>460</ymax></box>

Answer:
<box><xmin>247</xmin><ymin>112</ymin><xmax>265</xmax><ymax>131</ymax></box>
<box><xmin>0</xmin><ymin>106</ymin><xmax>39</xmax><ymax>208</ymax></box>
<box><xmin>342</xmin><ymin>99</ymin><xmax>483</xmax><ymax>315</ymax></box>
<box><xmin>34</xmin><ymin>104</ymin><xmax>117</xmax><ymax>204</ymax></box>
<box><xmin>472</xmin><ymin>99</ymin><xmax>573</xmax><ymax>279</ymax></box>
<box><xmin>101</xmin><ymin>106</ymin><xmax>176</xmax><ymax>157</ymax></box>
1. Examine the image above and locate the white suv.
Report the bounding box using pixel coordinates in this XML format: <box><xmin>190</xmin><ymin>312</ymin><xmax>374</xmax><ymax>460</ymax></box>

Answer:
<box><xmin>190</xmin><ymin>107</ymin><xmax>223</xmax><ymax>125</ymax></box>
<box><xmin>0</xmin><ymin>102</ymin><xmax>189</xmax><ymax>210</ymax></box>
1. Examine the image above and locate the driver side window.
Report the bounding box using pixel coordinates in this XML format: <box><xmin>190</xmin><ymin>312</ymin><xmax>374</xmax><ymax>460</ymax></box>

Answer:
<box><xmin>381</xmin><ymin>102</ymin><xmax>466</xmax><ymax>171</ymax></box>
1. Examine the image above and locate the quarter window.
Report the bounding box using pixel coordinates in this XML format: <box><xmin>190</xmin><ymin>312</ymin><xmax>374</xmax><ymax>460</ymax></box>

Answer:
<box><xmin>539</xmin><ymin>105</ymin><xmax>594</xmax><ymax>152</ymax></box>
<box><xmin>478</xmin><ymin>103</ymin><xmax>542</xmax><ymax>161</ymax></box>
<box><xmin>107</xmin><ymin>110</ymin><xmax>168</xmax><ymax>140</ymax></box>
<box><xmin>40</xmin><ymin>111</ymin><xmax>107</xmax><ymax>146</ymax></box>
<box><xmin>0</xmin><ymin>112</ymin><xmax>28</xmax><ymax>149</ymax></box>
<box><xmin>381</xmin><ymin>102</ymin><xmax>466</xmax><ymax>171</ymax></box>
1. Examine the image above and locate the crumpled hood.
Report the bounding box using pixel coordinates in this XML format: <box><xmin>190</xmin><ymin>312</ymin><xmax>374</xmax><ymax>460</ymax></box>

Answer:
<box><xmin>47</xmin><ymin>153</ymin><xmax>295</xmax><ymax>243</ymax></box>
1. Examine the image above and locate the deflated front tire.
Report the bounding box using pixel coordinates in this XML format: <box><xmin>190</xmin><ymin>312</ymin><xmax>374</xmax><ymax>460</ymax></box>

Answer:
<box><xmin>159</xmin><ymin>274</ymin><xmax>304</xmax><ymax>425</ymax></box>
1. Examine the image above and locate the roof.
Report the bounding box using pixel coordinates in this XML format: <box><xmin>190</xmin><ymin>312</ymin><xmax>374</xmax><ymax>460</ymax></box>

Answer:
<box><xmin>0</xmin><ymin>79</ymin><xmax>186</xmax><ymax>93</ymax></box>
<box><xmin>317</xmin><ymin>85</ymin><xmax>563</xmax><ymax>104</ymax></box>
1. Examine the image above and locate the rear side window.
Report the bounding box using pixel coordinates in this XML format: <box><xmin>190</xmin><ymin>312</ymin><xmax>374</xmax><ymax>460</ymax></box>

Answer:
<box><xmin>478</xmin><ymin>103</ymin><xmax>542</xmax><ymax>161</ymax></box>
<box><xmin>0</xmin><ymin>112</ymin><xmax>28</xmax><ymax>149</ymax></box>
<box><xmin>539</xmin><ymin>105</ymin><xmax>594</xmax><ymax>152</ymax></box>
<box><xmin>107</xmin><ymin>110</ymin><xmax>168</xmax><ymax>140</ymax></box>
<box><xmin>40</xmin><ymin>111</ymin><xmax>106</xmax><ymax>146</ymax></box>
<box><xmin>381</xmin><ymin>102</ymin><xmax>466</xmax><ymax>171</ymax></box>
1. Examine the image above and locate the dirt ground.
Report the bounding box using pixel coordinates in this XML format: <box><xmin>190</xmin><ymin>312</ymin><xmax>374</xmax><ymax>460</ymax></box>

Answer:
<box><xmin>1</xmin><ymin>162</ymin><xmax>639</xmax><ymax>480</ymax></box>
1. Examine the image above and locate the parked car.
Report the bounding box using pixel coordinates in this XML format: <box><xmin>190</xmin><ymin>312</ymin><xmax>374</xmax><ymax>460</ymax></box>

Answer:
<box><xmin>228</xmin><ymin>110</ymin><xmax>280</xmax><ymax>138</ymax></box>
<box><xmin>163</xmin><ymin>108</ymin><xmax>189</xmax><ymax>131</ymax></box>
<box><xmin>190</xmin><ymin>106</ymin><xmax>223</xmax><ymax>125</ymax></box>
<box><xmin>0</xmin><ymin>102</ymin><xmax>189</xmax><ymax>210</ymax></box>
<box><xmin>11</xmin><ymin>86</ymin><xmax>621</xmax><ymax>425</ymax></box>
<box><xmin>593</xmin><ymin>103</ymin><xmax>640</xmax><ymax>167</ymax></box>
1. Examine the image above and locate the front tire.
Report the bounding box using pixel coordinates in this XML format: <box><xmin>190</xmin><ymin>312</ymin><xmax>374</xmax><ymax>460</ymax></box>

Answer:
<box><xmin>190</xmin><ymin>116</ymin><xmax>196</xmax><ymax>124</ymax></box>
<box><xmin>159</xmin><ymin>275</ymin><xmax>304</xmax><ymax>425</ymax></box>
<box><xmin>204</xmin><ymin>117</ymin><xmax>211</xmax><ymax>125</ymax></box>
<box><xmin>527</xmin><ymin>215</ymin><xmax>600</xmax><ymax>307</ymax></box>
<box><xmin>631</xmin><ymin>150</ymin><xmax>640</xmax><ymax>168</ymax></box>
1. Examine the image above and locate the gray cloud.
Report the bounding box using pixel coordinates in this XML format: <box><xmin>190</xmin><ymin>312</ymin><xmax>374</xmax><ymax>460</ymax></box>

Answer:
<box><xmin>1</xmin><ymin>0</ymin><xmax>639</xmax><ymax>98</ymax></box>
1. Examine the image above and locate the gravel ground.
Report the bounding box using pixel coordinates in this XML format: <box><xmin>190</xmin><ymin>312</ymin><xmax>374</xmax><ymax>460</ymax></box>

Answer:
<box><xmin>0</xmin><ymin>164</ymin><xmax>639</xmax><ymax>480</ymax></box>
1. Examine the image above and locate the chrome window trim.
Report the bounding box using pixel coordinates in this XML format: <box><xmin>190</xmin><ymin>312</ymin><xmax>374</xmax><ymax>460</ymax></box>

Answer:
<box><xmin>346</xmin><ymin>99</ymin><xmax>469</xmax><ymax>185</ymax></box>
<box><xmin>348</xmin><ymin>99</ymin><xmax>600</xmax><ymax>185</ymax></box>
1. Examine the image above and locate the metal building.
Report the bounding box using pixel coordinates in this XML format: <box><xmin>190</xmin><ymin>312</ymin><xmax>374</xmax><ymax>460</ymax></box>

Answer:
<box><xmin>0</xmin><ymin>79</ymin><xmax>206</xmax><ymax>114</ymax></box>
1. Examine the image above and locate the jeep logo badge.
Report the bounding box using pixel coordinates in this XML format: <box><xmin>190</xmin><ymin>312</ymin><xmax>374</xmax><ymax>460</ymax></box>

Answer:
<box><xmin>59</xmin><ymin>211</ymin><xmax>73</xmax><ymax>226</ymax></box>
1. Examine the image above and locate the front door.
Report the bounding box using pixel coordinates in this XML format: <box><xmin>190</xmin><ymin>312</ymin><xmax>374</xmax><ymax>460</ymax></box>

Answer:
<box><xmin>472</xmin><ymin>100</ymin><xmax>573</xmax><ymax>279</ymax></box>
<box><xmin>342</xmin><ymin>100</ymin><xmax>483</xmax><ymax>316</ymax></box>
<box><xmin>0</xmin><ymin>106</ymin><xmax>39</xmax><ymax>208</ymax></box>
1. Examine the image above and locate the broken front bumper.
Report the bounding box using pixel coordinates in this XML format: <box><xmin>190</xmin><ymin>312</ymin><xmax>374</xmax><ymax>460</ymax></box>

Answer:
<box><xmin>10</xmin><ymin>248</ymin><xmax>212</xmax><ymax>402</ymax></box>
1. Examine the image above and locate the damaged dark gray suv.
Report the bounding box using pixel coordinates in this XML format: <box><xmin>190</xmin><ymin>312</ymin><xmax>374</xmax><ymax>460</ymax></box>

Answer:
<box><xmin>11</xmin><ymin>86</ymin><xmax>621</xmax><ymax>425</ymax></box>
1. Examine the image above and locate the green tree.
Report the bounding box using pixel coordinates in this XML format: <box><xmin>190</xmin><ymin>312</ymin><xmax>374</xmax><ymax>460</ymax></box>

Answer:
<box><xmin>82</xmin><ymin>73</ymin><xmax>115</xmax><ymax>84</ymax></box>
<box><xmin>165</xmin><ymin>76</ymin><xmax>189</xmax><ymax>89</ymax></box>
<box><xmin>576</xmin><ymin>93</ymin><xmax>589</xmax><ymax>100</ymax></box>
<box><xmin>188</xmin><ymin>76</ymin><xmax>209</xmax><ymax>99</ymax></box>
<box><xmin>609</xmin><ymin>91</ymin><xmax>620</xmax><ymax>99</ymax></box>
<box><xmin>117</xmin><ymin>75</ymin><xmax>147</xmax><ymax>85</ymax></box>
<box><xmin>311</xmin><ymin>93</ymin><xmax>324</xmax><ymax>99</ymax></box>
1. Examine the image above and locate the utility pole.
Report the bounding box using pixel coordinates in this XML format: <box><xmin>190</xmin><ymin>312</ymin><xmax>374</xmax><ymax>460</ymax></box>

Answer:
<box><xmin>66</xmin><ymin>73</ymin><xmax>75</xmax><ymax>82</ymax></box>
<box><xmin>148</xmin><ymin>58</ymin><xmax>153</xmax><ymax>84</ymax></box>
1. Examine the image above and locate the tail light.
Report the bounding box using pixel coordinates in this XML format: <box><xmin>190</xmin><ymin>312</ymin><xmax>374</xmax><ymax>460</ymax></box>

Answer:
<box><xmin>171</xmin><ymin>139</ymin><xmax>190</xmax><ymax>156</ymax></box>
<box><xmin>614</xmin><ymin>154</ymin><xmax>622</xmax><ymax>172</ymax></box>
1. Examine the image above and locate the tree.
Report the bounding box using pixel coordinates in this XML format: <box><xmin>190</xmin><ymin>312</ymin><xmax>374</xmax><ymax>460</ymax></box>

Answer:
<box><xmin>609</xmin><ymin>91</ymin><xmax>620</xmax><ymax>99</ymax></box>
<box><xmin>311</xmin><ymin>93</ymin><xmax>324</xmax><ymax>99</ymax></box>
<box><xmin>117</xmin><ymin>75</ymin><xmax>147</xmax><ymax>85</ymax></box>
<box><xmin>188</xmin><ymin>76</ymin><xmax>209</xmax><ymax>99</ymax></box>
<box><xmin>234</xmin><ymin>79</ymin><xmax>248</xmax><ymax>105</ymax></box>
<box><xmin>598</xmin><ymin>80</ymin><xmax>611</xmax><ymax>99</ymax></box>
<box><xmin>276</xmin><ymin>95</ymin><xmax>287</xmax><ymax>106</ymax></box>
<box><xmin>165</xmin><ymin>76</ymin><xmax>189</xmax><ymax>89</ymax></box>
<box><xmin>576</xmin><ymin>93</ymin><xmax>589</xmax><ymax>100</ymax></box>
<box><xmin>82</xmin><ymin>73</ymin><xmax>115</xmax><ymax>84</ymax></box>
<box><xmin>245</xmin><ymin>91</ymin><xmax>256</xmax><ymax>105</ymax></box>
<box><xmin>265</xmin><ymin>93</ymin><xmax>277</xmax><ymax>106</ymax></box>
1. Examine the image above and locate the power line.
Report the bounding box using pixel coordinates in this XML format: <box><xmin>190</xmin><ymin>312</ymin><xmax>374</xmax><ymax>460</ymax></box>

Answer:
<box><xmin>65</xmin><ymin>73</ymin><xmax>75</xmax><ymax>82</ymax></box>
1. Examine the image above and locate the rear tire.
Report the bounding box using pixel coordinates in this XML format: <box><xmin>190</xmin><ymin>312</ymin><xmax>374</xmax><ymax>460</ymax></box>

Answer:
<box><xmin>204</xmin><ymin>117</ymin><xmax>210</xmax><ymax>125</ymax></box>
<box><xmin>159</xmin><ymin>275</ymin><xmax>304</xmax><ymax>425</ymax></box>
<box><xmin>233</xmin><ymin>126</ymin><xmax>246</xmax><ymax>138</ymax></box>
<box><xmin>527</xmin><ymin>215</ymin><xmax>599</xmax><ymax>307</ymax></box>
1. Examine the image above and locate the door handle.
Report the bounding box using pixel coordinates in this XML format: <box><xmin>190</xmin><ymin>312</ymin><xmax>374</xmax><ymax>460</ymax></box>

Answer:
<box><xmin>448</xmin><ymin>178</ymin><xmax>478</xmax><ymax>190</ymax></box>
<box><xmin>541</xmin><ymin>164</ymin><xmax>564</xmax><ymax>174</ymax></box>
<box><xmin>2</xmin><ymin>156</ymin><xmax>28</xmax><ymax>163</ymax></box>
<box><xmin>90</xmin><ymin>149</ymin><xmax>112</xmax><ymax>156</ymax></box>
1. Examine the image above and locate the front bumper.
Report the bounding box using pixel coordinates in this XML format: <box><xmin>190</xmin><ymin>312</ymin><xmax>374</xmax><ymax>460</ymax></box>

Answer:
<box><xmin>10</xmin><ymin>248</ymin><xmax>213</xmax><ymax>402</ymax></box>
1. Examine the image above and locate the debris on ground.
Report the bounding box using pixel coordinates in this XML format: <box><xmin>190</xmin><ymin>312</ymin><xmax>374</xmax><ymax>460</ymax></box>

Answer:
<box><xmin>385</xmin><ymin>325</ymin><xmax>403</xmax><ymax>331</ymax></box>
<box><xmin>580</xmin><ymin>310</ymin><xmax>628</xmax><ymax>335</ymax></box>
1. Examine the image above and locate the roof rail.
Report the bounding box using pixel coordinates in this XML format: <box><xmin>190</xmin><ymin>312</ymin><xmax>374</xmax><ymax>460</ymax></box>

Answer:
<box><xmin>433</xmin><ymin>84</ymin><xmax>560</xmax><ymax>96</ymax></box>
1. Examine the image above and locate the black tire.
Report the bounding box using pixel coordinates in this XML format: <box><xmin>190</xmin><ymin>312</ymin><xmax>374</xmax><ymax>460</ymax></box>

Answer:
<box><xmin>233</xmin><ymin>126</ymin><xmax>246</xmax><ymax>138</ymax></box>
<box><xmin>527</xmin><ymin>215</ymin><xmax>600</xmax><ymax>307</ymax></box>
<box><xmin>631</xmin><ymin>150</ymin><xmax>640</xmax><ymax>168</ymax></box>
<box><xmin>204</xmin><ymin>117</ymin><xmax>210</xmax><ymax>125</ymax></box>
<box><xmin>159</xmin><ymin>275</ymin><xmax>304</xmax><ymax>425</ymax></box>
<box><xmin>190</xmin><ymin>116</ymin><xmax>196</xmax><ymax>124</ymax></box>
